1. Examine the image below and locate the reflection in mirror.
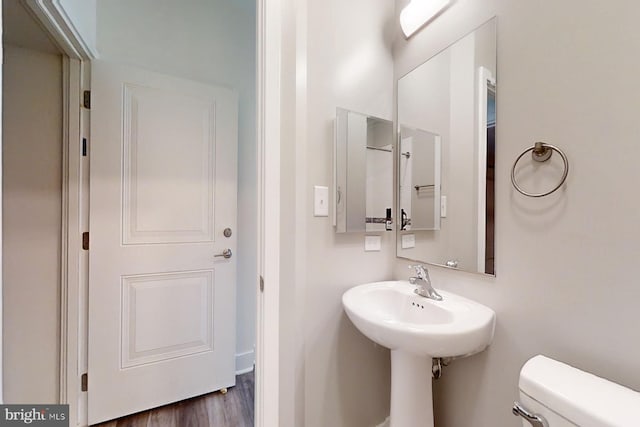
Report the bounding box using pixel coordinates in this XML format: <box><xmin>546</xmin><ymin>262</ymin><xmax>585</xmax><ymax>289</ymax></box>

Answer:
<box><xmin>399</xmin><ymin>126</ymin><xmax>441</xmax><ymax>232</ymax></box>
<box><xmin>397</xmin><ymin>18</ymin><xmax>496</xmax><ymax>275</ymax></box>
<box><xmin>335</xmin><ymin>108</ymin><xmax>393</xmax><ymax>233</ymax></box>
<box><xmin>481</xmin><ymin>72</ymin><xmax>496</xmax><ymax>274</ymax></box>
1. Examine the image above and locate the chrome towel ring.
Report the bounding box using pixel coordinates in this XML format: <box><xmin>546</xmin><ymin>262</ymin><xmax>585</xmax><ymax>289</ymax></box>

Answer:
<box><xmin>511</xmin><ymin>142</ymin><xmax>569</xmax><ymax>198</ymax></box>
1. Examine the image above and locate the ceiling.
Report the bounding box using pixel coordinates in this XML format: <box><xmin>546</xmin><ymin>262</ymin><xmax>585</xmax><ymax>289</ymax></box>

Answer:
<box><xmin>3</xmin><ymin>0</ymin><xmax>61</xmax><ymax>54</ymax></box>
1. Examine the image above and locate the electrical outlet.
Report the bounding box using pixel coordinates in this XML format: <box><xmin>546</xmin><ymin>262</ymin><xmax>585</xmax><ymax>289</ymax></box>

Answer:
<box><xmin>365</xmin><ymin>235</ymin><xmax>381</xmax><ymax>251</ymax></box>
<box><xmin>401</xmin><ymin>234</ymin><xmax>415</xmax><ymax>249</ymax></box>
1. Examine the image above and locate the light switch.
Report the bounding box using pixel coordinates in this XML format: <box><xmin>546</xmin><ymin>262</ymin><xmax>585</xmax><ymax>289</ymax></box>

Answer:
<box><xmin>401</xmin><ymin>234</ymin><xmax>415</xmax><ymax>249</ymax></box>
<box><xmin>314</xmin><ymin>185</ymin><xmax>329</xmax><ymax>217</ymax></box>
<box><xmin>365</xmin><ymin>235</ymin><xmax>381</xmax><ymax>251</ymax></box>
<box><xmin>440</xmin><ymin>195</ymin><xmax>447</xmax><ymax>218</ymax></box>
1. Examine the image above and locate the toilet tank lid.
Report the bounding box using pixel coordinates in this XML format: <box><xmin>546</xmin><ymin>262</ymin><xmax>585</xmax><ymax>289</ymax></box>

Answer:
<box><xmin>519</xmin><ymin>355</ymin><xmax>640</xmax><ymax>426</ymax></box>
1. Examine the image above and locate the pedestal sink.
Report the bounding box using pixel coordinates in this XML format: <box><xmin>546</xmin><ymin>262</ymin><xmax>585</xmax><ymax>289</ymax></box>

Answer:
<box><xmin>342</xmin><ymin>280</ymin><xmax>496</xmax><ymax>427</ymax></box>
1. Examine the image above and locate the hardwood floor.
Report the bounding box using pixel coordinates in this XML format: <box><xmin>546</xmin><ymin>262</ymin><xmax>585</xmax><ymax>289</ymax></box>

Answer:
<box><xmin>93</xmin><ymin>372</ymin><xmax>254</xmax><ymax>427</ymax></box>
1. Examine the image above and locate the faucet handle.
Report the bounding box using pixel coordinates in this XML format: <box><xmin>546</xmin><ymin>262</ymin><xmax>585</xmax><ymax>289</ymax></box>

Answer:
<box><xmin>408</xmin><ymin>264</ymin><xmax>430</xmax><ymax>281</ymax></box>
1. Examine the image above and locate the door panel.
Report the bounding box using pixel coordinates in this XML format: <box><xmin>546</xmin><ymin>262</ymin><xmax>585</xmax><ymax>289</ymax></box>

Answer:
<box><xmin>88</xmin><ymin>61</ymin><xmax>237</xmax><ymax>424</ymax></box>
<box><xmin>122</xmin><ymin>83</ymin><xmax>216</xmax><ymax>244</ymax></box>
<box><xmin>121</xmin><ymin>270</ymin><xmax>214</xmax><ymax>368</ymax></box>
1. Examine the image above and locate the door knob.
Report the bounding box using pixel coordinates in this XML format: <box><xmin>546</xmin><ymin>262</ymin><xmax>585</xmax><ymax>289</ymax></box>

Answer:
<box><xmin>214</xmin><ymin>249</ymin><xmax>232</xmax><ymax>259</ymax></box>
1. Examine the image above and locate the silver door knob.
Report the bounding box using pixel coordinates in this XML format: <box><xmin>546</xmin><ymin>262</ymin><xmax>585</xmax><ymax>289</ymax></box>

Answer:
<box><xmin>214</xmin><ymin>249</ymin><xmax>232</xmax><ymax>259</ymax></box>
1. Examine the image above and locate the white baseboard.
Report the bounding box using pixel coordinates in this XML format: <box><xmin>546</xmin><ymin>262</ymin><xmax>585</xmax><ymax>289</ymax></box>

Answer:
<box><xmin>374</xmin><ymin>416</ymin><xmax>390</xmax><ymax>427</ymax></box>
<box><xmin>236</xmin><ymin>350</ymin><xmax>255</xmax><ymax>375</ymax></box>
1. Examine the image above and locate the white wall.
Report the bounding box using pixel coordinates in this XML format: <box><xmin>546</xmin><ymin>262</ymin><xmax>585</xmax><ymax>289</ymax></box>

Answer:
<box><xmin>58</xmin><ymin>0</ymin><xmax>97</xmax><ymax>56</ymax></box>
<box><xmin>2</xmin><ymin>45</ymin><xmax>62</xmax><ymax>403</ymax></box>
<box><xmin>409</xmin><ymin>130</ymin><xmax>438</xmax><ymax>230</ymax></box>
<box><xmin>277</xmin><ymin>0</ymin><xmax>397</xmax><ymax>425</ymax></box>
<box><xmin>394</xmin><ymin>0</ymin><xmax>640</xmax><ymax>426</ymax></box>
<box><xmin>95</xmin><ymin>0</ymin><xmax>257</xmax><ymax>369</ymax></box>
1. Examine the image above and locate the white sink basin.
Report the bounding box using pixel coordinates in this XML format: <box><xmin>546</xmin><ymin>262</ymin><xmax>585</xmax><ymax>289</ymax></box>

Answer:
<box><xmin>342</xmin><ymin>280</ymin><xmax>496</xmax><ymax>427</ymax></box>
<box><xmin>342</xmin><ymin>280</ymin><xmax>496</xmax><ymax>357</ymax></box>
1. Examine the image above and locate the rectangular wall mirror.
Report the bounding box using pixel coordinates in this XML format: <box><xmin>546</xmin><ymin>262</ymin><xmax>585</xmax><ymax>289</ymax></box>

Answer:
<box><xmin>335</xmin><ymin>108</ymin><xmax>394</xmax><ymax>233</ymax></box>
<box><xmin>396</xmin><ymin>18</ymin><xmax>497</xmax><ymax>275</ymax></box>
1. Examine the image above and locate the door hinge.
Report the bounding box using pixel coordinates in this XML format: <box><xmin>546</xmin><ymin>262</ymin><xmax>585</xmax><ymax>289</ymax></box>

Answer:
<box><xmin>83</xmin><ymin>90</ymin><xmax>91</xmax><ymax>109</ymax></box>
<box><xmin>260</xmin><ymin>275</ymin><xmax>264</xmax><ymax>292</ymax></box>
<box><xmin>81</xmin><ymin>373</ymin><xmax>88</xmax><ymax>392</ymax></box>
<box><xmin>82</xmin><ymin>232</ymin><xmax>89</xmax><ymax>250</ymax></box>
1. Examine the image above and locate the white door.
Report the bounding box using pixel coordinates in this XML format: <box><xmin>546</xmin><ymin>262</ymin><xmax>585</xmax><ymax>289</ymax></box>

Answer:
<box><xmin>88</xmin><ymin>61</ymin><xmax>238</xmax><ymax>424</ymax></box>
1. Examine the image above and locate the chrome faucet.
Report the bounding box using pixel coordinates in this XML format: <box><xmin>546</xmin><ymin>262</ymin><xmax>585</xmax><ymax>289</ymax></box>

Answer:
<box><xmin>408</xmin><ymin>265</ymin><xmax>443</xmax><ymax>301</ymax></box>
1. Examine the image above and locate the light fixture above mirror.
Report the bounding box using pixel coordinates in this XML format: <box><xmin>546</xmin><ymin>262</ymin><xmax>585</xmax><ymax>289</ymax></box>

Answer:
<box><xmin>400</xmin><ymin>0</ymin><xmax>451</xmax><ymax>38</ymax></box>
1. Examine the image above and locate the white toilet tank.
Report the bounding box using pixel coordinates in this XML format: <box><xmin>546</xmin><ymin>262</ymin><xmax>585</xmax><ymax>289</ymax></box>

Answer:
<box><xmin>516</xmin><ymin>355</ymin><xmax>640</xmax><ymax>426</ymax></box>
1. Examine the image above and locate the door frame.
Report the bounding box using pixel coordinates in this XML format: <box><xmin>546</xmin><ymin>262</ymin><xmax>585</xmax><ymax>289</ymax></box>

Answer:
<box><xmin>23</xmin><ymin>1</ymin><xmax>282</xmax><ymax>426</ymax></box>
<box><xmin>256</xmin><ymin>0</ymin><xmax>282</xmax><ymax>425</ymax></box>
<box><xmin>24</xmin><ymin>2</ymin><xmax>94</xmax><ymax>425</ymax></box>
<box><xmin>0</xmin><ymin>2</ymin><xmax>3</xmax><ymax>405</ymax></box>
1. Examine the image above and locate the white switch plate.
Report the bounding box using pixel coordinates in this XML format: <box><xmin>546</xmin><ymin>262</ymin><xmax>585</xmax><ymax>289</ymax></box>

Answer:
<box><xmin>401</xmin><ymin>234</ymin><xmax>415</xmax><ymax>249</ymax></box>
<box><xmin>440</xmin><ymin>195</ymin><xmax>447</xmax><ymax>218</ymax></box>
<box><xmin>365</xmin><ymin>235</ymin><xmax>381</xmax><ymax>251</ymax></box>
<box><xmin>314</xmin><ymin>185</ymin><xmax>329</xmax><ymax>217</ymax></box>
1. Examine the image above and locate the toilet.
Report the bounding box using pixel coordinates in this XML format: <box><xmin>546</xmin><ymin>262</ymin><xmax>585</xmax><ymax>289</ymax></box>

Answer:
<box><xmin>516</xmin><ymin>355</ymin><xmax>640</xmax><ymax>426</ymax></box>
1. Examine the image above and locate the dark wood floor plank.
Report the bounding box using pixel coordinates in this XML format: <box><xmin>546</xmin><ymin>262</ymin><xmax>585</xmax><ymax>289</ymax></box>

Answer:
<box><xmin>91</xmin><ymin>372</ymin><xmax>254</xmax><ymax>427</ymax></box>
<box><xmin>224</xmin><ymin>390</ymin><xmax>246</xmax><ymax>427</ymax></box>
<box><xmin>176</xmin><ymin>394</ymin><xmax>210</xmax><ymax>427</ymax></box>
<box><xmin>115</xmin><ymin>410</ymin><xmax>150</xmax><ymax>427</ymax></box>
<box><xmin>236</xmin><ymin>374</ymin><xmax>254</xmax><ymax>426</ymax></box>
<box><xmin>204</xmin><ymin>391</ymin><xmax>227</xmax><ymax>426</ymax></box>
<box><xmin>146</xmin><ymin>403</ymin><xmax>177</xmax><ymax>427</ymax></box>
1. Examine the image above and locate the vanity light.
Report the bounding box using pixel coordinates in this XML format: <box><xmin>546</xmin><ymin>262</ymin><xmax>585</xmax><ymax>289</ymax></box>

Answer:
<box><xmin>400</xmin><ymin>0</ymin><xmax>450</xmax><ymax>38</ymax></box>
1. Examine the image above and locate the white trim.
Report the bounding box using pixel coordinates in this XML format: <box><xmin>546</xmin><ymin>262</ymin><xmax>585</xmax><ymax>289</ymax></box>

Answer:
<box><xmin>77</xmin><ymin>60</ymin><xmax>91</xmax><ymax>427</ymax></box>
<box><xmin>0</xmin><ymin>3</ymin><xmax>4</xmax><ymax>405</ymax></box>
<box><xmin>235</xmin><ymin>350</ymin><xmax>256</xmax><ymax>375</ymax></box>
<box><xmin>59</xmin><ymin>56</ymin><xmax>69</xmax><ymax>405</ymax></box>
<box><xmin>24</xmin><ymin>0</ymin><xmax>96</xmax><ymax>60</ymax></box>
<box><xmin>59</xmin><ymin>57</ymin><xmax>85</xmax><ymax>426</ymax></box>
<box><xmin>256</xmin><ymin>0</ymin><xmax>281</xmax><ymax>426</ymax></box>
<box><xmin>23</xmin><ymin>1</ymin><xmax>93</xmax><ymax>423</ymax></box>
<box><xmin>476</xmin><ymin>66</ymin><xmax>494</xmax><ymax>273</ymax></box>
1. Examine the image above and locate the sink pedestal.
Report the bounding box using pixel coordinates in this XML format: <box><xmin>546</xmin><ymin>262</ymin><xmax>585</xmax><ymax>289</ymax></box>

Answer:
<box><xmin>390</xmin><ymin>350</ymin><xmax>434</xmax><ymax>427</ymax></box>
<box><xmin>343</xmin><ymin>282</ymin><xmax>496</xmax><ymax>426</ymax></box>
